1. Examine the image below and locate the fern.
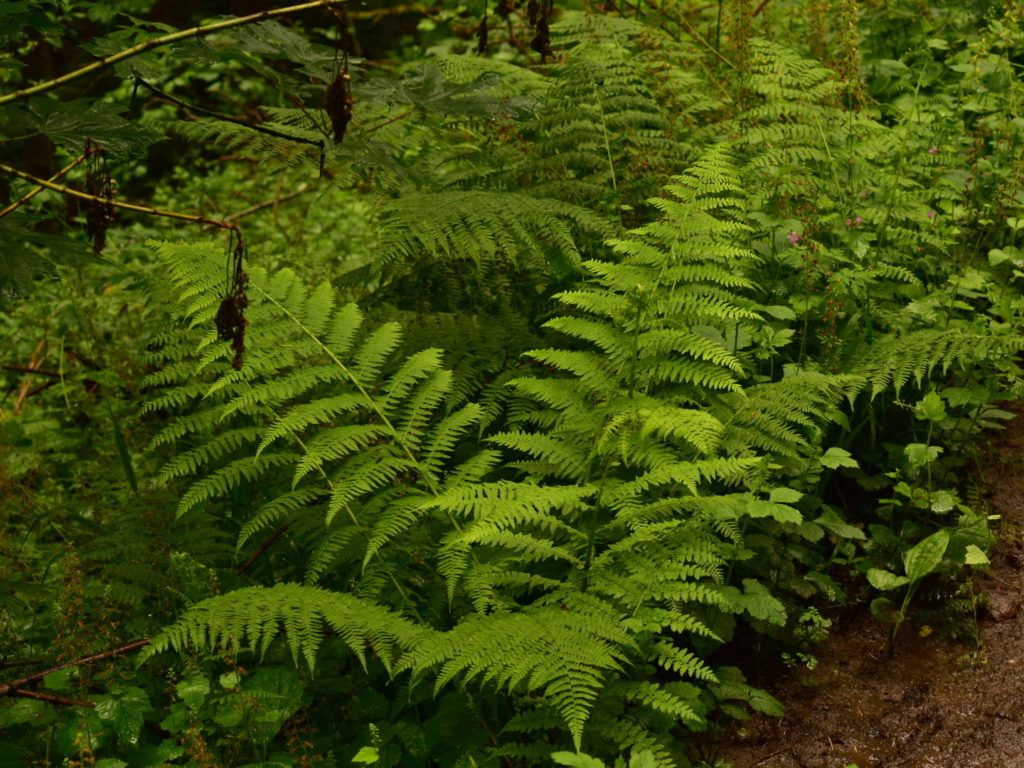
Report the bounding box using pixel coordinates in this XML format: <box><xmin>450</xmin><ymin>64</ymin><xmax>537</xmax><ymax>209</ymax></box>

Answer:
<box><xmin>141</xmin><ymin>149</ymin><xmax>840</xmax><ymax>759</ymax></box>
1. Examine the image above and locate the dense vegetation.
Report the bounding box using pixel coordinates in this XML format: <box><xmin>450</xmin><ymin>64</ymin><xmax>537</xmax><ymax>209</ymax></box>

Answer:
<box><xmin>2</xmin><ymin>1</ymin><xmax>1023</xmax><ymax>766</ymax></box>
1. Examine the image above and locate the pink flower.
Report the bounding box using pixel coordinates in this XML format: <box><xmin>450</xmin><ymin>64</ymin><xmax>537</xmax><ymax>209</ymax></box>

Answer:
<box><xmin>787</xmin><ymin>231</ymin><xmax>800</xmax><ymax>245</ymax></box>
<box><xmin>855</xmin><ymin>217</ymin><xmax>863</xmax><ymax>224</ymax></box>
<box><xmin>927</xmin><ymin>211</ymin><xmax>936</xmax><ymax>219</ymax></box>
<box><xmin>858</xmin><ymin>190</ymin><xmax>868</xmax><ymax>197</ymax></box>
<box><xmin>928</xmin><ymin>147</ymin><xmax>938</xmax><ymax>154</ymax></box>
<box><xmin>845</xmin><ymin>218</ymin><xmax>853</xmax><ymax>228</ymax></box>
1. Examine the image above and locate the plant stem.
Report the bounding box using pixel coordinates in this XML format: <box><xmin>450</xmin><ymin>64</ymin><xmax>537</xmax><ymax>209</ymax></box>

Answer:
<box><xmin>0</xmin><ymin>639</ymin><xmax>150</xmax><ymax>698</ymax></box>
<box><xmin>0</xmin><ymin>0</ymin><xmax>352</xmax><ymax>106</ymax></box>
<box><xmin>0</xmin><ymin>151</ymin><xmax>93</xmax><ymax>219</ymax></box>
<box><xmin>0</xmin><ymin>161</ymin><xmax>243</xmax><ymax>245</ymax></box>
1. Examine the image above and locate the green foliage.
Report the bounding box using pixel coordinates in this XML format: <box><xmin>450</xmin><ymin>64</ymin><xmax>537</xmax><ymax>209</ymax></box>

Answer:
<box><xmin>3</xmin><ymin>1</ymin><xmax>1024</xmax><ymax>766</ymax></box>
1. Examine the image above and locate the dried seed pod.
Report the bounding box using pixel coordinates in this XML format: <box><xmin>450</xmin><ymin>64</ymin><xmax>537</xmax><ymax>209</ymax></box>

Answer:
<box><xmin>325</xmin><ymin>67</ymin><xmax>355</xmax><ymax>144</ymax></box>
<box><xmin>216</xmin><ymin>240</ymin><xmax>249</xmax><ymax>370</ymax></box>
<box><xmin>529</xmin><ymin>16</ymin><xmax>552</xmax><ymax>59</ymax></box>
<box><xmin>84</xmin><ymin>146</ymin><xmax>116</xmax><ymax>253</ymax></box>
<box><xmin>476</xmin><ymin>12</ymin><xmax>489</xmax><ymax>55</ymax></box>
<box><xmin>527</xmin><ymin>0</ymin><xmax>539</xmax><ymax>26</ymax></box>
<box><xmin>528</xmin><ymin>0</ymin><xmax>553</xmax><ymax>61</ymax></box>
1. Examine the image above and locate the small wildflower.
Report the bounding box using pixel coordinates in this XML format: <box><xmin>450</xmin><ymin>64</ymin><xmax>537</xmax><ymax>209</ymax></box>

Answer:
<box><xmin>858</xmin><ymin>190</ymin><xmax>868</xmax><ymax>197</ymax></box>
<box><xmin>927</xmin><ymin>210</ymin><xmax>936</xmax><ymax>219</ymax></box>
<box><xmin>928</xmin><ymin>147</ymin><xmax>938</xmax><ymax>154</ymax></box>
<box><xmin>845</xmin><ymin>218</ymin><xmax>852</xmax><ymax>228</ymax></box>
<box><xmin>787</xmin><ymin>231</ymin><xmax>800</xmax><ymax>245</ymax></box>
<box><xmin>855</xmin><ymin>216</ymin><xmax>863</xmax><ymax>224</ymax></box>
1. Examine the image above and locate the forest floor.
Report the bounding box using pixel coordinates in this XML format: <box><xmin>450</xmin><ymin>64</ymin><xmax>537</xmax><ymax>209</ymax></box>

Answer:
<box><xmin>711</xmin><ymin>408</ymin><xmax>1024</xmax><ymax>768</ymax></box>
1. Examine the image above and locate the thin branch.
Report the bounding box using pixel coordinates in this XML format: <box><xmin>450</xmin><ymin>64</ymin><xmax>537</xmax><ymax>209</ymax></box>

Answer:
<box><xmin>0</xmin><ymin>151</ymin><xmax>93</xmax><ymax>220</ymax></box>
<box><xmin>226</xmin><ymin>184</ymin><xmax>314</xmax><ymax>222</ymax></box>
<box><xmin>363</xmin><ymin>106</ymin><xmax>416</xmax><ymax>136</ymax></box>
<box><xmin>752</xmin><ymin>0</ymin><xmax>772</xmax><ymax>16</ymax></box>
<box><xmin>0</xmin><ymin>659</ymin><xmax>45</xmax><ymax>670</ymax></box>
<box><xmin>237</xmin><ymin>526</ymin><xmax>287</xmax><ymax>574</ymax></box>
<box><xmin>347</xmin><ymin>4</ymin><xmax>432</xmax><ymax>20</ymax></box>
<box><xmin>2</xmin><ymin>365</ymin><xmax>61</xmax><ymax>377</ymax></box>
<box><xmin>0</xmin><ymin>639</ymin><xmax>149</xmax><ymax>697</ymax></box>
<box><xmin>133</xmin><ymin>77</ymin><xmax>324</xmax><ymax>151</ymax></box>
<box><xmin>11</xmin><ymin>689</ymin><xmax>95</xmax><ymax>708</ymax></box>
<box><xmin>0</xmin><ymin>132</ymin><xmax>40</xmax><ymax>143</ymax></box>
<box><xmin>0</xmin><ymin>0</ymin><xmax>352</xmax><ymax>106</ymax></box>
<box><xmin>0</xmin><ymin>161</ymin><xmax>243</xmax><ymax>245</ymax></box>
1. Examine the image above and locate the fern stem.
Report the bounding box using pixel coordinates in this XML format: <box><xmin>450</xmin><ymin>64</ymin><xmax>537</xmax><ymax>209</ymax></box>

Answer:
<box><xmin>0</xmin><ymin>0</ymin><xmax>353</xmax><ymax>106</ymax></box>
<box><xmin>252</xmin><ymin>283</ymin><xmax>439</xmax><ymax>494</ymax></box>
<box><xmin>225</xmin><ymin>184</ymin><xmax>314</xmax><ymax>222</ymax></box>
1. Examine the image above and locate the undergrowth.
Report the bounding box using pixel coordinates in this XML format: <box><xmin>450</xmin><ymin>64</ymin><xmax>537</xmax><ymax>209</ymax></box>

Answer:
<box><xmin>2</xmin><ymin>1</ymin><xmax>1024</xmax><ymax>766</ymax></box>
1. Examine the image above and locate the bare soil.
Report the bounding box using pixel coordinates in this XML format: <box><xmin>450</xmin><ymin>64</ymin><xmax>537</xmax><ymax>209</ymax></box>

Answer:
<box><xmin>709</xmin><ymin>413</ymin><xmax>1024</xmax><ymax>768</ymax></box>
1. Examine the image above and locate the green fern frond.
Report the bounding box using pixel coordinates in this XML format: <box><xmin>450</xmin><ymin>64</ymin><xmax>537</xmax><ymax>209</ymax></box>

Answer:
<box><xmin>142</xmin><ymin>583</ymin><xmax>428</xmax><ymax>673</ymax></box>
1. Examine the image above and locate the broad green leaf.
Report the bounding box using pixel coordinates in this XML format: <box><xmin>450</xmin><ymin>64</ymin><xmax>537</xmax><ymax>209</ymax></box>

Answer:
<box><xmin>95</xmin><ymin>687</ymin><xmax>149</xmax><ymax>745</ymax></box>
<box><xmin>745</xmin><ymin>499</ymin><xmax>802</xmax><ymax>524</ymax></box>
<box><xmin>352</xmin><ymin>747</ymin><xmax>380</xmax><ymax>764</ymax></box>
<box><xmin>930</xmin><ymin>490</ymin><xmax>955</xmax><ymax>514</ymax></box>
<box><xmin>903</xmin><ymin>530</ymin><xmax>949</xmax><ymax>583</ymax></box>
<box><xmin>741</xmin><ymin>579</ymin><xmax>787</xmax><ymax>625</ymax></box>
<box><xmin>769</xmin><ymin>487</ymin><xmax>802</xmax><ymax>504</ymax></box>
<box><xmin>870</xmin><ymin>596</ymin><xmax>900</xmax><ymax>623</ymax></box>
<box><xmin>905</xmin><ymin>443</ymin><xmax>942</xmax><ymax>468</ymax></box>
<box><xmin>867</xmin><ymin>569</ymin><xmax>909</xmax><ymax>591</ymax></box>
<box><xmin>43</xmin><ymin>668</ymin><xmax>73</xmax><ymax>691</ymax></box>
<box><xmin>175</xmin><ymin>676</ymin><xmax>209</xmax><ymax>711</ymax></box>
<box><xmin>916</xmin><ymin>391</ymin><xmax>947</xmax><ymax>422</ymax></box>
<box><xmin>552</xmin><ymin>752</ymin><xmax>606</xmax><ymax>768</ymax></box>
<box><xmin>821</xmin><ymin>447</ymin><xmax>858</xmax><ymax>470</ymax></box>
<box><xmin>964</xmin><ymin>544</ymin><xmax>990</xmax><ymax>566</ymax></box>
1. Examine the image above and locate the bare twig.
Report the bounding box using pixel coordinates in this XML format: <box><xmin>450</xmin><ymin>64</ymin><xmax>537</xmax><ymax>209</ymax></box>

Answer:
<box><xmin>754</xmin><ymin>746</ymin><xmax>793</xmax><ymax>765</ymax></box>
<box><xmin>133</xmin><ymin>77</ymin><xmax>324</xmax><ymax>152</ymax></box>
<box><xmin>11</xmin><ymin>689</ymin><xmax>95</xmax><ymax>708</ymax></box>
<box><xmin>752</xmin><ymin>0</ymin><xmax>772</xmax><ymax>16</ymax></box>
<box><xmin>347</xmin><ymin>4</ymin><xmax>432</xmax><ymax>21</ymax></box>
<box><xmin>0</xmin><ymin>0</ymin><xmax>353</xmax><ymax>106</ymax></box>
<box><xmin>237</xmin><ymin>526</ymin><xmax>287</xmax><ymax>574</ymax></box>
<box><xmin>363</xmin><ymin>106</ymin><xmax>417</xmax><ymax>136</ymax></box>
<box><xmin>0</xmin><ymin>151</ymin><xmax>94</xmax><ymax>220</ymax></box>
<box><xmin>2</xmin><ymin>365</ymin><xmax>61</xmax><ymax>377</ymax></box>
<box><xmin>0</xmin><ymin>659</ymin><xmax>45</xmax><ymax>670</ymax></box>
<box><xmin>226</xmin><ymin>184</ymin><xmax>314</xmax><ymax>222</ymax></box>
<box><xmin>0</xmin><ymin>161</ymin><xmax>243</xmax><ymax>246</ymax></box>
<box><xmin>0</xmin><ymin>639</ymin><xmax>150</xmax><ymax>698</ymax></box>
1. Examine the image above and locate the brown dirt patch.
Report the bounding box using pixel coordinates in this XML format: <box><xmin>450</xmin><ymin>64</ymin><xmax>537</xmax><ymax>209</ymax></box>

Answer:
<box><xmin>708</xmin><ymin>412</ymin><xmax>1024</xmax><ymax>768</ymax></box>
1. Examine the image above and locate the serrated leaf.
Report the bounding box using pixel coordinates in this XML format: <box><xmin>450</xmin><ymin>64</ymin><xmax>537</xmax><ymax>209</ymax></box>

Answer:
<box><xmin>905</xmin><ymin>443</ymin><xmax>942</xmax><ymax>468</ymax></box>
<box><xmin>821</xmin><ymin>447</ymin><xmax>858</xmax><ymax>470</ymax></box>
<box><xmin>30</xmin><ymin>98</ymin><xmax>163</xmax><ymax>160</ymax></box>
<box><xmin>964</xmin><ymin>544</ymin><xmax>990</xmax><ymax>566</ymax></box>
<box><xmin>175</xmin><ymin>676</ymin><xmax>209</xmax><ymax>711</ymax></box>
<box><xmin>768</xmin><ymin>487</ymin><xmax>802</xmax><ymax>504</ymax></box>
<box><xmin>916</xmin><ymin>391</ymin><xmax>947</xmax><ymax>422</ymax></box>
